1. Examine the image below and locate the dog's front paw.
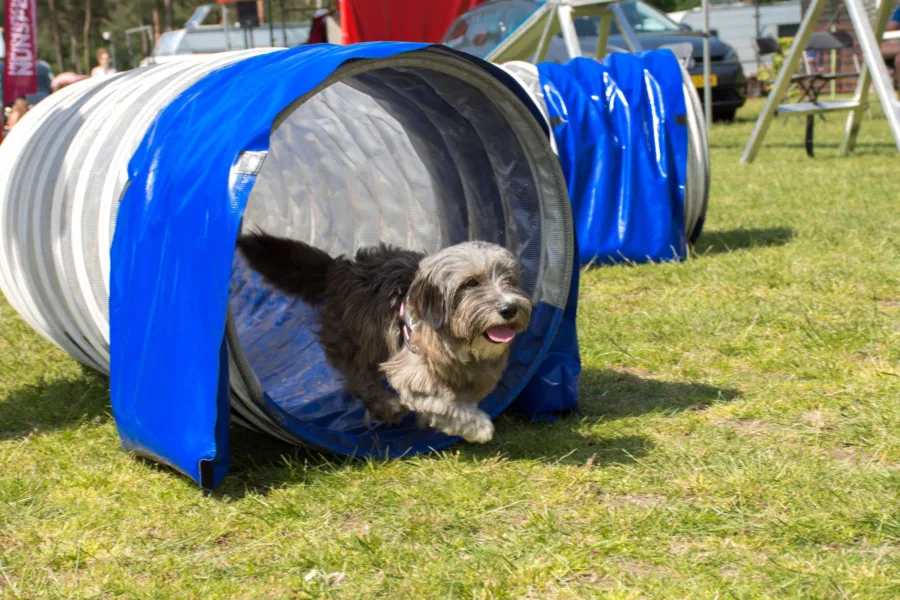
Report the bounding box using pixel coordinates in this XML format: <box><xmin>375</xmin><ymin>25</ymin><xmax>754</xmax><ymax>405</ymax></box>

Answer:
<box><xmin>460</xmin><ymin>413</ymin><xmax>495</xmax><ymax>444</ymax></box>
<box><xmin>363</xmin><ymin>393</ymin><xmax>409</xmax><ymax>424</ymax></box>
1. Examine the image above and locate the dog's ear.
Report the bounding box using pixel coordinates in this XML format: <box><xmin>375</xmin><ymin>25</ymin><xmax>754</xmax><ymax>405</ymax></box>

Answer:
<box><xmin>409</xmin><ymin>272</ymin><xmax>447</xmax><ymax>331</ymax></box>
<box><xmin>236</xmin><ymin>232</ymin><xmax>333</xmax><ymax>304</ymax></box>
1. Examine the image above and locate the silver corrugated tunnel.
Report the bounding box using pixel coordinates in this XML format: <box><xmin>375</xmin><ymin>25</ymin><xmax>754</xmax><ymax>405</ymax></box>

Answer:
<box><xmin>0</xmin><ymin>46</ymin><xmax>577</xmax><ymax>485</ymax></box>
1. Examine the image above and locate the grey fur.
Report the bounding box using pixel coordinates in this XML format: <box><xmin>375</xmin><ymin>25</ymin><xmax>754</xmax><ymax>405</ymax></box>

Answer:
<box><xmin>236</xmin><ymin>233</ymin><xmax>532</xmax><ymax>443</ymax></box>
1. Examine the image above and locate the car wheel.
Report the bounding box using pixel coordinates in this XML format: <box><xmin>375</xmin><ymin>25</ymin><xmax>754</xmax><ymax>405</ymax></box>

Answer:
<box><xmin>713</xmin><ymin>108</ymin><xmax>736</xmax><ymax>122</ymax></box>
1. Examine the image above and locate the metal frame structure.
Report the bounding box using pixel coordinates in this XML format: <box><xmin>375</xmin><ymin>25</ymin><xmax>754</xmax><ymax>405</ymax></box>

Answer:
<box><xmin>741</xmin><ymin>0</ymin><xmax>900</xmax><ymax>163</ymax></box>
<box><xmin>485</xmin><ymin>0</ymin><xmax>715</xmax><ymax>125</ymax></box>
<box><xmin>485</xmin><ymin>0</ymin><xmax>644</xmax><ymax>64</ymax></box>
<box><xmin>484</xmin><ymin>0</ymin><xmax>711</xmax><ymax>247</ymax></box>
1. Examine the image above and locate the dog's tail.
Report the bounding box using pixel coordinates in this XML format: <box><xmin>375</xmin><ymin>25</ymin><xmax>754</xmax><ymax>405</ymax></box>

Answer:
<box><xmin>236</xmin><ymin>232</ymin><xmax>335</xmax><ymax>305</ymax></box>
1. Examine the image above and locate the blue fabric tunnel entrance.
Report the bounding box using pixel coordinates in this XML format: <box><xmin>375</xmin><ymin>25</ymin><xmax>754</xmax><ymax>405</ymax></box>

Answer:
<box><xmin>108</xmin><ymin>45</ymin><xmax>579</xmax><ymax>488</ymax></box>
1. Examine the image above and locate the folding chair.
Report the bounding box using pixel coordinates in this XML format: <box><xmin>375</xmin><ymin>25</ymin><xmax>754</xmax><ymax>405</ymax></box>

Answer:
<box><xmin>754</xmin><ymin>32</ymin><xmax>864</xmax><ymax>157</ymax></box>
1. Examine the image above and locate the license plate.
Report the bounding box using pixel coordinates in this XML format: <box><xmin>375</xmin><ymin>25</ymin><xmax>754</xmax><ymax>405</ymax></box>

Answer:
<box><xmin>692</xmin><ymin>74</ymin><xmax>718</xmax><ymax>88</ymax></box>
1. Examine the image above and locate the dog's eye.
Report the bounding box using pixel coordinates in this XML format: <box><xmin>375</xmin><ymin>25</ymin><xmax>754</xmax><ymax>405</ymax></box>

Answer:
<box><xmin>465</xmin><ymin>278</ymin><xmax>479</xmax><ymax>288</ymax></box>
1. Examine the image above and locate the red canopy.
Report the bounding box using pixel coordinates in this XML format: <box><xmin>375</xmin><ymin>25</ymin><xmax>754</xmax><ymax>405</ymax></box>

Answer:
<box><xmin>339</xmin><ymin>0</ymin><xmax>484</xmax><ymax>45</ymax></box>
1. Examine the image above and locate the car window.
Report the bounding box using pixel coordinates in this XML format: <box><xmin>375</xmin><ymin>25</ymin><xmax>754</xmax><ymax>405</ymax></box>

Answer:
<box><xmin>505</xmin><ymin>4</ymin><xmax>534</xmax><ymax>33</ymax></box>
<box><xmin>572</xmin><ymin>17</ymin><xmax>597</xmax><ymax>37</ymax></box>
<box><xmin>444</xmin><ymin>12</ymin><xmax>477</xmax><ymax>50</ymax></box>
<box><xmin>568</xmin><ymin>1</ymin><xmax>681</xmax><ymax>37</ymax></box>
<box><xmin>154</xmin><ymin>31</ymin><xmax>183</xmax><ymax>56</ymax></box>
<box><xmin>617</xmin><ymin>1</ymin><xmax>681</xmax><ymax>33</ymax></box>
<box><xmin>468</xmin><ymin>7</ymin><xmax>507</xmax><ymax>56</ymax></box>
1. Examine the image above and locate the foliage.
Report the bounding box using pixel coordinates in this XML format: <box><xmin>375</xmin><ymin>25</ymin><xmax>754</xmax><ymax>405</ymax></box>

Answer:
<box><xmin>4</xmin><ymin>0</ymin><xmax>320</xmax><ymax>75</ymax></box>
<box><xmin>1</xmin><ymin>101</ymin><xmax>899</xmax><ymax>598</ymax></box>
<box><xmin>756</xmin><ymin>37</ymin><xmax>796</xmax><ymax>96</ymax></box>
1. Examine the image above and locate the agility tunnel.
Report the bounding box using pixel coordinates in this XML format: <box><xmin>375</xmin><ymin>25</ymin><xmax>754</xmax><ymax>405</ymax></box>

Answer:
<box><xmin>500</xmin><ymin>54</ymin><xmax>709</xmax><ymax>264</ymax></box>
<box><xmin>0</xmin><ymin>44</ymin><xmax>697</xmax><ymax>488</ymax></box>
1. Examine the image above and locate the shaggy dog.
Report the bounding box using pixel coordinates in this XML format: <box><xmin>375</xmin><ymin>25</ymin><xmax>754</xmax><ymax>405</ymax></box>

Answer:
<box><xmin>236</xmin><ymin>232</ymin><xmax>532</xmax><ymax>443</ymax></box>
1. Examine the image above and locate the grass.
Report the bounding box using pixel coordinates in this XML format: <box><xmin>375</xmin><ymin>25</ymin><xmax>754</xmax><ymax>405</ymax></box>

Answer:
<box><xmin>2</xmin><ymin>99</ymin><xmax>899</xmax><ymax>599</ymax></box>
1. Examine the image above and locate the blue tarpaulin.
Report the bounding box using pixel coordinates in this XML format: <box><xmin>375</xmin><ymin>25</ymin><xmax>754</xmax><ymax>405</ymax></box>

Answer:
<box><xmin>539</xmin><ymin>51</ymin><xmax>689</xmax><ymax>266</ymax></box>
<box><xmin>110</xmin><ymin>44</ymin><xmax>579</xmax><ymax>488</ymax></box>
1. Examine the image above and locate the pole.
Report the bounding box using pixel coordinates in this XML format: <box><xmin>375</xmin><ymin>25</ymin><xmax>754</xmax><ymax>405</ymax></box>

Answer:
<box><xmin>742</xmin><ymin>0</ymin><xmax>829</xmax><ymax>163</ymax></box>
<box><xmin>754</xmin><ymin>0</ymin><xmax>761</xmax><ymax>37</ymax></box>
<box><xmin>267</xmin><ymin>0</ymin><xmax>275</xmax><ymax>47</ymax></box>
<box><xmin>702</xmin><ymin>0</ymin><xmax>712</xmax><ymax>128</ymax></box>
<box><xmin>280</xmin><ymin>0</ymin><xmax>287</xmax><ymax>46</ymax></box>
<box><xmin>754</xmin><ymin>0</ymin><xmax>761</xmax><ymax>87</ymax></box>
<box><xmin>840</xmin><ymin>0</ymin><xmax>894</xmax><ymax>154</ymax></box>
<box><xmin>830</xmin><ymin>25</ymin><xmax>837</xmax><ymax>99</ymax></box>
<box><xmin>223</xmin><ymin>4</ymin><xmax>232</xmax><ymax>51</ymax></box>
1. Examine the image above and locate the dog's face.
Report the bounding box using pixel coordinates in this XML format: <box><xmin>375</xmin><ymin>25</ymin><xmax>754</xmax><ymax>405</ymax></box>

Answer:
<box><xmin>410</xmin><ymin>241</ymin><xmax>532</xmax><ymax>360</ymax></box>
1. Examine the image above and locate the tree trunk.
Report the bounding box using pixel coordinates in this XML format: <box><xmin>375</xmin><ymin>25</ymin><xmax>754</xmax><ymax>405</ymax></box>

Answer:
<box><xmin>83</xmin><ymin>0</ymin><xmax>93</xmax><ymax>75</ymax></box>
<box><xmin>152</xmin><ymin>9</ymin><xmax>162</xmax><ymax>46</ymax></box>
<box><xmin>69</xmin><ymin>35</ymin><xmax>82</xmax><ymax>74</ymax></box>
<box><xmin>62</xmin><ymin>0</ymin><xmax>82</xmax><ymax>73</ymax></box>
<box><xmin>163</xmin><ymin>0</ymin><xmax>174</xmax><ymax>32</ymax></box>
<box><xmin>46</xmin><ymin>0</ymin><xmax>66</xmax><ymax>74</ymax></box>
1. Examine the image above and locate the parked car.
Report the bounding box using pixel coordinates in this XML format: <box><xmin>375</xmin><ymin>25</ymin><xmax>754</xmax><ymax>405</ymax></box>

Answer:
<box><xmin>0</xmin><ymin>59</ymin><xmax>54</xmax><ymax>107</ymax></box>
<box><xmin>142</xmin><ymin>5</ymin><xmax>310</xmax><ymax>65</ymax></box>
<box><xmin>442</xmin><ymin>0</ymin><xmax>747</xmax><ymax>120</ymax></box>
<box><xmin>147</xmin><ymin>24</ymin><xmax>310</xmax><ymax>65</ymax></box>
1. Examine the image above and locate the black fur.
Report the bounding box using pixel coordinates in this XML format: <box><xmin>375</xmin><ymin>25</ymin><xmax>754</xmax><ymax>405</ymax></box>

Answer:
<box><xmin>236</xmin><ymin>232</ymin><xmax>532</xmax><ymax>440</ymax></box>
<box><xmin>237</xmin><ymin>232</ymin><xmax>423</xmax><ymax>422</ymax></box>
<box><xmin>236</xmin><ymin>232</ymin><xmax>335</xmax><ymax>305</ymax></box>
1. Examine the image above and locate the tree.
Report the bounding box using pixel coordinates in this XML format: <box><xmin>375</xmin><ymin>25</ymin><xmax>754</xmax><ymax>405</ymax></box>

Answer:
<box><xmin>83</xmin><ymin>0</ymin><xmax>92</xmax><ymax>74</ymax></box>
<box><xmin>45</xmin><ymin>0</ymin><xmax>66</xmax><ymax>73</ymax></box>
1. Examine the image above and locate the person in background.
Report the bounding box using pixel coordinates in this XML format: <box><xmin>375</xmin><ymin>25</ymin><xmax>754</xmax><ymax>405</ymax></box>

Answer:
<box><xmin>5</xmin><ymin>97</ymin><xmax>30</xmax><ymax>132</ymax></box>
<box><xmin>51</xmin><ymin>72</ymin><xmax>90</xmax><ymax>93</ymax></box>
<box><xmin>306</xmin><ymin>8</ymin><xmax>332</xmax><ymax>44</ymax></box>
<box><xmin>91</xmin><ymin>48</ymin><xmax>117</xmax><ymax>78</ymax></box>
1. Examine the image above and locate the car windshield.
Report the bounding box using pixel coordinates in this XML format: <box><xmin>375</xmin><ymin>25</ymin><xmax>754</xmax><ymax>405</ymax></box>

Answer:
<box><xmin>442</xmin><ymin>0</ymin><xmax>684</xmax><ymax>58</ymax></box>
<box><xmin>615</xmin><ymin>1</ymin><xmax>682</xmax><ymax>33</ymax></box>
<box><xmin>154</xmin><ymin>31</ymin><xmax>182</xmax><ymax>56</ymax></box>
<box><xmin>569</xmin><ymin>1</ymin><xmax>682</xmax><ymax>36</ymax></box>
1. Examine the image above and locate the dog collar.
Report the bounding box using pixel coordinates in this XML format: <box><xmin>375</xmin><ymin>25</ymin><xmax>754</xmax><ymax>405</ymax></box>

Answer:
<box><xmin>399</xmin><ymin>298</ymin><xmax>419</xmax><ymax>354</ymax></box>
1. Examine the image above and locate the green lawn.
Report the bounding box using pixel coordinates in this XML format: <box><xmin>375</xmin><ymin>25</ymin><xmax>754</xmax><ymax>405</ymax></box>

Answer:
<box><xmin>1</xmin><ymin>100</ymin><xmax>898</xmax><ymax>599</ymax></box>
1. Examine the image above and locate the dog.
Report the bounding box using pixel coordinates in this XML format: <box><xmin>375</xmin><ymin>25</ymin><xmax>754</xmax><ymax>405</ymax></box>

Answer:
<box><xmin>236</xmin><ymin>232</ymin><xmax>532</xmax><ymax>443</ymax></box>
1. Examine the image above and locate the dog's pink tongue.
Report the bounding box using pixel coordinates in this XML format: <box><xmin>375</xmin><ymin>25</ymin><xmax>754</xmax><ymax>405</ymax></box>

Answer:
<box><xmin>486</xmin><ymin>326</ymin><xmax>516</xmax><ymax>343</ymax></box>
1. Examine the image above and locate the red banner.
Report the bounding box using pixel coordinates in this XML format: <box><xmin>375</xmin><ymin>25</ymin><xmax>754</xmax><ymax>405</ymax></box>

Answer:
<box><xmin>3</xmin><ymin>0</ymin><xmax>38</xmax><ymax>107</ymax></box>
<box><xmin>339</xmin><ymin>0</ymin><xmax>484</xmax><ymax>45</ymax></box>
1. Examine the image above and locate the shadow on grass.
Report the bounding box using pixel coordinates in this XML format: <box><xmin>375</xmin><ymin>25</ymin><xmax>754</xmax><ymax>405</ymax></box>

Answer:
<box><xmin>710</xmin><ymin>139</ymin><xmax>897</xmax><ymax>154</ymax></box>
<box><xmin>216</xmin><ymin>368</ymin><xmax>740</xmax><ymax>498</ymax></box>
<box><xmin>693</xmin><ymin>226</ymin><xmax>794</xmax><ymax>256</ymax></box>
<box><xmin>577</xmin><ymin>368</ymin><xmax>740</xmax><ymax>418</ymax></box>
<box><xmin>1</xmin><ymin>364</ymin><xmax>739</xmax><ymax>497</ymax></box>
<box><xmin>0</xmin><ymin>366</ymin><xmax>110</xmax><ymax>441</ymax></box>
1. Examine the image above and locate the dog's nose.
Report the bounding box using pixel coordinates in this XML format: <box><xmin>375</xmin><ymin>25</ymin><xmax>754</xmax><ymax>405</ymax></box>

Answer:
<box><xmin>499</xmin><ymin>304</ymin><xmax>519</xmax><ymax>320</ymax></box>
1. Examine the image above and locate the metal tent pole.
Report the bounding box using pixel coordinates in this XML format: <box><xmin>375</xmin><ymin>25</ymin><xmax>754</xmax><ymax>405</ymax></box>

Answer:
<box><xmin>702</xmin><ymin>0</ymin><xmax>712</xmax><ymax>128</ymax></box>
<box><xmin>840</xmin><ymin>0</ymin><xmax>893</xmax><ymax>154</ymax></box>
<box><xmin>841</xmin><ymin>0</ymin><xmax>900</xmax><ymax>152</ymax></box>
<box><xmin>267</xmin><ymin>0</ymin><xmax>275</xmax><ymax>46</ymax></box>
<box><xmin>741</xmin><ymin>0</ymin><xmax>829</xmax><ymax>163</ymax></box>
